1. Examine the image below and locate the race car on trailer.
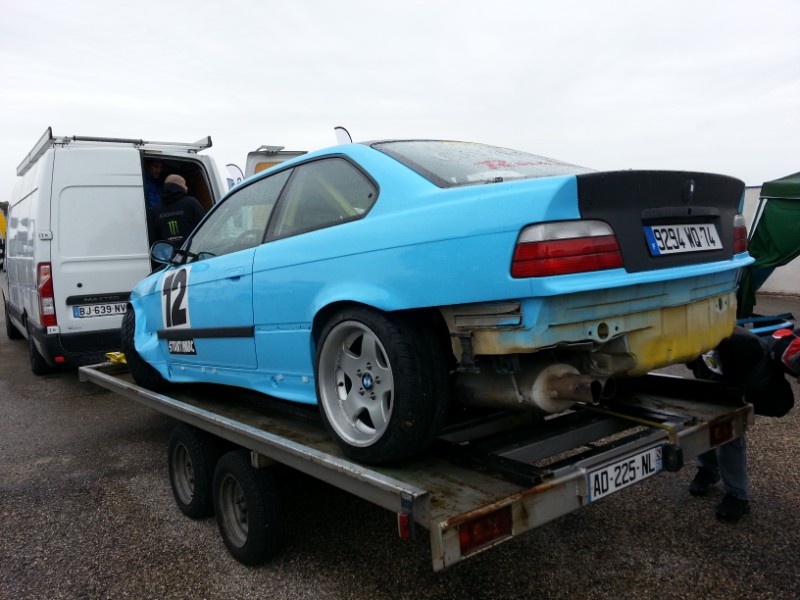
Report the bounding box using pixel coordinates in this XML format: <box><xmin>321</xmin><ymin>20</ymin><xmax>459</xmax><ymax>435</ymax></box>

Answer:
<box><xmin>121</xmin><ymin>139</ymin><xmax>753</xmax><ymax>466</ymax></box>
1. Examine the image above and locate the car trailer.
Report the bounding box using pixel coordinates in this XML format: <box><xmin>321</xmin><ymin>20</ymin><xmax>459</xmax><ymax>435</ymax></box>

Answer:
<box><xmin>79</xmin><ymin>362</ymin><xmax>753</xmax><ymax>572</ymax></box>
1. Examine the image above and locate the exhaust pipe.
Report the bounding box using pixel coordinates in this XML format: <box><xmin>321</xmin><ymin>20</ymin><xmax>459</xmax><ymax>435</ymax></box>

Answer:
<box><xmin>455</xmin><ymin>363</ymin><xmax>612</xmax><ymax>414</ymax></box>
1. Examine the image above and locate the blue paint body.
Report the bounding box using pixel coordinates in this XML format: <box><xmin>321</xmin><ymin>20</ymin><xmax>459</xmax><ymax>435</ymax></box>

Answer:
<box><xmin>130</xmin><ymin>142</ymin><xmax>753</xmax><ymax>404</ymax></box>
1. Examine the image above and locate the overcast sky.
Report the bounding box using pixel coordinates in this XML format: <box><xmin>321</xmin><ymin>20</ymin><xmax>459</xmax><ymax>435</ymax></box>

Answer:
<box><xmin>1</xmin><ymin>0</ymin><xmax>798</xmax><ymax>198</ymax></box>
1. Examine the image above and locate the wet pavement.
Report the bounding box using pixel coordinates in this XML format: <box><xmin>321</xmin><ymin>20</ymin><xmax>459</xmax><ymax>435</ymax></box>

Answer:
<box><xmin>1</xmin><ymin>294</ymin><xmax>799</xmax><ymax>600</ymax></box>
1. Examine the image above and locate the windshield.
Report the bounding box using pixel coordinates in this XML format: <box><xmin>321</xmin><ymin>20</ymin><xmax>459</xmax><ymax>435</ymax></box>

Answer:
<box><xmin>371</xmin><ymin>140</ymin><xmax>592</xmax><ymax>188</ymax></box>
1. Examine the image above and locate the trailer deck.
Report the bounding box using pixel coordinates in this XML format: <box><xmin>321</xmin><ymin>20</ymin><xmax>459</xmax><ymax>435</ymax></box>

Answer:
<box><xmin>79</xmin><ymin>362</ymin><xmax>753</xmax><ymax>571</ymax></box>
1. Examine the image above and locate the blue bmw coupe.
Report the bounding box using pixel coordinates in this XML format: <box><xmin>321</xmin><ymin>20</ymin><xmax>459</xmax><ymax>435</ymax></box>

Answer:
<box><xmin>122</xmin><ymin>140</ymin><xmax>753</xmax><ymax>463</ymax></box>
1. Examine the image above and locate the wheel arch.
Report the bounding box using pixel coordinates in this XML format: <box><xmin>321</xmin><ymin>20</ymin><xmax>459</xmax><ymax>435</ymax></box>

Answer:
<box><xmin>310</xmin><ymin>301</ymin><xmax>452</xmax><ymax>364</ymax></box>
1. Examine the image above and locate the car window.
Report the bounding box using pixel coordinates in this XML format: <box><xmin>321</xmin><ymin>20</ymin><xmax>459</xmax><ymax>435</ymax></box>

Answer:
<box><xmin>371</xmin><ymin>140</ymin><xmax>592</xmax><ymax>188</ymax></box>
<box><xmin>270</xmin><ymin>158</ymin><xmax>377</xmax><ymax>238</ymax></box>
<box><xmin>187</xmin><ymin>169</ymin><xmax>291</xmax><ymax>257</ymax></box>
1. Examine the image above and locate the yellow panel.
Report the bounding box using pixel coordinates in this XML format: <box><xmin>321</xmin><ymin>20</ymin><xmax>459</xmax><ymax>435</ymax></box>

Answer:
<box><xmin>621</xmin><ymin>291</ymin><xmax>737</xmax><ymax>376</ymax></box>
<box><xmin>254</xmin><ymin>162</ymin><xmax>281</xmax><ymax>174</ymax></box>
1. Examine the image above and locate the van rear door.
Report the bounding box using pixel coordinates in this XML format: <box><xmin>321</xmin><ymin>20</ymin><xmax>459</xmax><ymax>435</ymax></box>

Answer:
<box><xmin>50</xmin><ymin>147</ymin><xmax>150</xmax><ymax>334</ymax></box>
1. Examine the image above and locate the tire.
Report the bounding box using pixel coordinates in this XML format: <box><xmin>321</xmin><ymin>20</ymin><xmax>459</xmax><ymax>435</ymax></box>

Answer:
<box><xmin>213</xmin><ymin>450</ymin><xmax>282</xmax><ymax>566</ymax></box>
<box><xmin>4</xmin><ymin>301</ymin><xmax>22</xmax><ymax>340</ymax></box>
<box><xmin>121</xmin><ymin>308</ymin><xmax>169</xmax><ymax>392</ymax></box>
<box><xmin>168</xmin><ymin>424</ymin><xmax>220</xmax><ymax>519</ymax></box>
<box><xmin>28</xmin><ymin>333</ymin><xmax>54</xmax><ymax>375</ymax></box>
<box><xmin>315</xmin><ymin>307</ymin><xmax>449</xmax><ymax>464</ymax></box>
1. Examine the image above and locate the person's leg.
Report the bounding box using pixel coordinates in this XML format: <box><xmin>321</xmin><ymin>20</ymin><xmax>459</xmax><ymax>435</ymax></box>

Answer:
<box><xmin>715</xmin><ymin>436</ymin><xmax>750</xmax><ymax>521</ymax></box>
<box><xmin>717</xmin><ymin>436</ymin><xmax>748</xmax><ymax>500</ymax></box>
<box><xmin>689</xmin><ymin>449</ymin><xmax>721</xmax><ymax>496</ymax></box>
<box><xmin>696</xmin><ymin>449</ymin><xmax>719</xmax><ymax>475</ymax></box>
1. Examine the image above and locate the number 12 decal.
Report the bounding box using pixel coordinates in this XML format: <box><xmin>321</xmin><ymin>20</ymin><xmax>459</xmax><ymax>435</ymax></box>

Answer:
<box><xmin>162</xmin><ymin>267</ymin><xmax>191</xmax><ymax>328</ymax></box>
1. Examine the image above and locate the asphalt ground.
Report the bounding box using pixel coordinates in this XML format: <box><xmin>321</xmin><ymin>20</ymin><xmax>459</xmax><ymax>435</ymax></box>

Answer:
<box><xmin>1</xmin><ymin>294</ymin><xmax>799</xmax><ymax>600</ymax></box>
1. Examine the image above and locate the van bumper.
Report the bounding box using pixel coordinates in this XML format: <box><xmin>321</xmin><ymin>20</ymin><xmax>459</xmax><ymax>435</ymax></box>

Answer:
<box><xmin>31</xmin><ymin>326</ymin><xmax>121</xmax><ymax>369</ymax></box>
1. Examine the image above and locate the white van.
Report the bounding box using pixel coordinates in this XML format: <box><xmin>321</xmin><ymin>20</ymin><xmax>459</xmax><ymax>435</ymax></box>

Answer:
<box><xmin>2</xmin><ymin>127</ymin><xmax>226</xmax><ymax>374</ymax></box>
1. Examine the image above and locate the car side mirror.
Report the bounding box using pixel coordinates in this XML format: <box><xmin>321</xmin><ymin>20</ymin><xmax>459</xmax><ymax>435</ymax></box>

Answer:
<box><xmin>151</xmin><ymin>241</ymin><xmax>177</xmax><ymax>264</ymax></box>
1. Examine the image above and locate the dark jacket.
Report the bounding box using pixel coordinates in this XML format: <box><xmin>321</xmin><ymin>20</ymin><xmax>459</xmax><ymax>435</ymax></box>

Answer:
<box><xmin>687</xmin><ymin>326</ymin><xmax>794</xmax><ymax>417</ymax></box>
<box><xmin>149</xmin><ymin>182</ymin><xmax>206</xmax><ymax>246</ymax></box>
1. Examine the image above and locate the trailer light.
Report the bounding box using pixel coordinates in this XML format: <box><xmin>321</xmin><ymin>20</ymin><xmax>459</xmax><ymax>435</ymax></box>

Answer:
<box><xmin>458</xmin><ymin>505</ymin><xmax>513</xmax><ymax>555</ymax></box>
<box><xmin>512</xmin><ymin>221</ymin><xmax>623</xmax><ymax>278</ymax></box>
<box><xmin>398</xmin><ymin>512</ymin><xmax>413</xmax><ymax>541</ymax></box>
<box><xmin>709</xmin><ymin>420</ymin><xmax>733</xmax><ymax>447</ymax></box>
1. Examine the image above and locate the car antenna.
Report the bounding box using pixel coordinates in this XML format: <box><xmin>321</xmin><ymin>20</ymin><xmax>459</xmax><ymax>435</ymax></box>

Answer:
<box><xmin>334</xmin><ymin>126</ymin><xmax>352</xmax><ymax>144</ymax></box>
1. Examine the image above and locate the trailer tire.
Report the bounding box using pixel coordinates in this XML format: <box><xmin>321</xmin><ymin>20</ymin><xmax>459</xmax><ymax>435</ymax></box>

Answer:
<box><xmin>28</xmin><ymin>333</ymin><xmax>54</xmax><ymax>375</ymax></box>
<box><xmin>315</xmin><ymin>307</ymin><xmax>449</xmax><ymax>464</ymax></box>
<box><xmin>213</xmin><ymin>450</ymin><xmax>282</xmax><ymax>566</ymax></box>
<box><xmin>168</xmin><ymin>424</ymin><xmax>220</xmax><ymax>519</ymax></box>
<box><xmin>121</xmin><ymin>308</ymin><xmax>169</xmax><ymax>392</ymax></box>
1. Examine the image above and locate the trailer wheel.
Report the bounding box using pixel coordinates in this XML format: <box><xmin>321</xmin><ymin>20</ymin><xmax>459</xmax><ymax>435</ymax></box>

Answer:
<box><xmin>213</xmin><ymin>450</ymin><xmax>282</xmax><ymax>566</ymax></box>
<box><xmin>28</xmin><ymin>333</ymin><xmax>53</xmax><ymax>375</ymax></box>
<box><xmin>168</xmin><ymin>424</ymin><xmax>219</xmax><ymax>519</ymax></box>
<box><xmin>315</xmin><ymin>307</ymin><xmax>449</xmax><ymax>464</ymax></box>
<box><xmin>4</xmin><ymin>301</ymin><xmax>22</xmax><ymax>340</ymax></box>
<box><xmin>121</xmin><ymin>308</ymin><xmax>169</xmax><ymax>392</ymax></box>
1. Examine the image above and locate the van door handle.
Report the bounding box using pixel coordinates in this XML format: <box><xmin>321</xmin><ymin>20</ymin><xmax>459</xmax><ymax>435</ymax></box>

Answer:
<box><xmin>226</xmin><ymin>268</ymin><xmax>244</xmax><ymax>280</ymax></box>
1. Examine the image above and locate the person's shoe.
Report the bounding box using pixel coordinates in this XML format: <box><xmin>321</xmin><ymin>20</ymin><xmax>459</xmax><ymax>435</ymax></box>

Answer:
<box><xmin>689</xmin><ymin>469</ymin><xmax>720</xmax><ymax>496</ymax></box>
<box><xmin>715</xmin><ymin>494</ymin><xmax>750</xmax><ymax>522</ymax></box>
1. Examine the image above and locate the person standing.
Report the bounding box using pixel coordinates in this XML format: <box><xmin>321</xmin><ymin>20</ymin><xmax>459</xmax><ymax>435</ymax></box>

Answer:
<box><xmin>687</xmin><ymin>326</ymin><xmax>795</xmax><ymax>521</ymax></box>
<box><xmin>143</xmin><ymin>160</ymin><xmax>164</xmax><ymax>210</ymax></box>
<box><xmin>148</xmin><ymin>174</ymin><xmax>206</xmax><ymax>247</ymax></box>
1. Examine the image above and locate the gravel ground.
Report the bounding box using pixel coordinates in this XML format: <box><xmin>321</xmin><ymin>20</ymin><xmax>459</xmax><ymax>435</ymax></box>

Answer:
<box><xmin>1</xmin><ymin>294</ymin><xmax>799</xmax><ymax>600</ymax></box>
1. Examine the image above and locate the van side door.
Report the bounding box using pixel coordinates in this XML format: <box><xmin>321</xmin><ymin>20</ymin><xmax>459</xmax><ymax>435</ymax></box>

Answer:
<box><xmin>50</xmin><ymin>147</ymin><xmax>150</xmax><ymax>334</ymax></box>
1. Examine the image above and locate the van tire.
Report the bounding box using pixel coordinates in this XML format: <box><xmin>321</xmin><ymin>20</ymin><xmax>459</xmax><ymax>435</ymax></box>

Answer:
<box><xmin>121</xmin><ymin>308</ymin><xmax>170</xmax><ymax>392</ymax></box>
<box><xmin>28</xmin><ymin>334</ymin><xmax>54</xmax><ymax>375</ymax></box>
<box><xmin>4</xmin><ymin>301</ymin><xmax>23</xmax><ymax>340</ymax></box>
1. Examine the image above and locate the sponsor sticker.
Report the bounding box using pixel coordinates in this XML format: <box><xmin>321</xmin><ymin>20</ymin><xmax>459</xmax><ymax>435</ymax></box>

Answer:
<box><xmin>168</xmin><ymin>339</ymin><xmax>197</xmax><ymax>355</ymax></box>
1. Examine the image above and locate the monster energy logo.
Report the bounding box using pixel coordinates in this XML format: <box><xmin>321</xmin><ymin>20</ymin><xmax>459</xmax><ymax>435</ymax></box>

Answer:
<box><xmin>167</xmin><ymin>220</ymin><xmax>180</xmax><ymax>236</ymax></box>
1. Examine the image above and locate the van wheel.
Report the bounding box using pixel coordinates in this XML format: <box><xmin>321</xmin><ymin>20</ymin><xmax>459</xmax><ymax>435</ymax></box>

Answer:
<box><xmin>28</xmin><ymin>334</ymin><xmax>54</xmax><ymax>375</ymax></box>
<box><xmin>4</xmin><ymin>301</ymin><xmax>22</xmax><ymax>340</ymax></box>
<box><xmin>121</xmin><ymin>308</ymin><xmax>170</xmax><ymax>392</ymax></box>
<box><xmin>168</xmin><ymin>424</ymin><xmax>220</xmax><ymax>519</ymax></box>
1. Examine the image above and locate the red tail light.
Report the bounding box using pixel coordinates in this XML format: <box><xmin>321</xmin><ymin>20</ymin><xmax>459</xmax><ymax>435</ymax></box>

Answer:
<box><xmin>512</xmin><ymin>221</ymin><xmax>623</xmax><ymax>278</ymax></box>
<box><xmin>36</xmin><ymin>262</ymin><xmax>58</xmax><ymax>327</ymax></box>
<box><xmin>458</xmin><ymin>505</ymin><xmax>513</xmax><ymax>555</ymax></box>
<box><xmin>733</xmin><ymin>213</ymin><xmax>748</xmax><ymax>254</ymax></box>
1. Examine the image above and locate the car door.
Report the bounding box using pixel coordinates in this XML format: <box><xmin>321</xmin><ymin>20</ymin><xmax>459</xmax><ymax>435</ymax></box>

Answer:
<box><xmin>160</xmin><ymin>170</ymin><xmax>291</xmax><ymax>370</ymax></box>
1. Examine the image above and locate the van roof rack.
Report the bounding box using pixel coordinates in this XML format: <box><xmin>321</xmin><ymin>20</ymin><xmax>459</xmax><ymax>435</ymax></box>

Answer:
<box><xmin>17</xmin><ymin>127</ymin><xmax>213</xmax><ymax>176</ymax></box>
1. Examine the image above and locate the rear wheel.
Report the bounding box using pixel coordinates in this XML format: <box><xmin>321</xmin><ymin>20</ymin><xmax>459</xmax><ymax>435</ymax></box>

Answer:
<box><xmin>168</xmin><ymin>424</ymin><xmax>220</xmax><ymax>519</ymax></box>
<box><xmin>315</xmin><ymin>307</ymin><xmax>449</xmax><ymax>464</ymax></box>
<box><xmin>4</xmin><ymin>301</ymin><xmax>22</xmax><ymax>340</ymax></box>
<box><xmin>121</xmin><ymin>308</ymin><xmax>169</xmax><ymax>392</ymax></box>
<box><xmin>213</xmin><ymin>450</ymin><xmax>282</xmax><ymax>566</ymax></box>
<box><xmin>28</xmin><ymin>333</ymin><xmax>54</xmax><ymax>375</ymax></box>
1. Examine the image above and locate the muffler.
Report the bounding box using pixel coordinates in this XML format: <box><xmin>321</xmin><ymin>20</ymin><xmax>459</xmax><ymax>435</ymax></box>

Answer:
<box><xmin>455</xmin><ymin>363</ymin><xmax>611</xmax><ymax>414</ymax></box>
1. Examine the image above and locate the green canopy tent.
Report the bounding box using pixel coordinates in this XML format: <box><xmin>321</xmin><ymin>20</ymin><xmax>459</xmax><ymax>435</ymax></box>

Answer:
<box><xmin>738</xmin><ymin>171</ymin><xmax>800</xmax><ymax>318</ymax></box>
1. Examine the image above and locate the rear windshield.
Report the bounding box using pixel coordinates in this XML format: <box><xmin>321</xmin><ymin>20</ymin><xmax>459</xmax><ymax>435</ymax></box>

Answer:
<box><xmin>371</xmin><ymin>140</ymin><xmax>592</xmax><ymax>188</ymax></box>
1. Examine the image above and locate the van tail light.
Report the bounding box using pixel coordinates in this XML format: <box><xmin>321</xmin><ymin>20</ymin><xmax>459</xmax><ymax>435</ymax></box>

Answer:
<box><xmin>36</xmin><ymin>262</ymin><xmax>58</xmax><ymax>327</ymax></box>
<box><xmin>733</xmin><ymin>213</ymin><xmax>748</xmax><ymax>254</ymax></box>
<box><xmin>511</xmin><ymin>221</ymin><xmax>623</xmax><ymax>278</ymax></box>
